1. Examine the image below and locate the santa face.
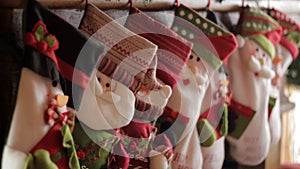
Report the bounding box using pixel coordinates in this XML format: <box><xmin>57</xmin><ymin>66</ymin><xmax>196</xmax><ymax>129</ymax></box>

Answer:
<box><xmin>77</xmin><ymin>70</ymin><xmax>135</xmax><ymax>130</ymax></box>
<box><xmin>240</xmin><ymin>39</ymin><xmax>275</xmax><ymax>79</ymax></box>
<box><xmin>187</xmin><ymin>51</ymin><xmax>208</xmax><ymax>86</ymax></box>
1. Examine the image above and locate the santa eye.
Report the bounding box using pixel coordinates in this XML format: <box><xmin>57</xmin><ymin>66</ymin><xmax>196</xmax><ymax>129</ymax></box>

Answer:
<box><xmin>262</xmin><ymin>53</ymin><xmax>266</xmax><ymax>57</ymax></box>
<box><xmin>256</xmin><ymin>48</ymin><xmax>259</xmax><ymax>52</ymax></box>
<box><xmin>189</xmin><ymin>55</ymin><xmax>193</xmax><ymax>59</ymax></box>
<box><xmin>105</xmin><ymin>83</ymin><xmax>110</xmax><ymax>88</ymax></box>
<box><xmin>97</xmin><ymin>77</ymin><xmax>101</xmax><ymax>82</ymax></box>
<box><xmin>196</xmin><ymin>57</ymin><xmax>201</xmax><ymax>62</ymax></box>
<box><xmin>52</xmin><ymin>81</ymin><xmax>58</xmax><ymax>87</ymax></box>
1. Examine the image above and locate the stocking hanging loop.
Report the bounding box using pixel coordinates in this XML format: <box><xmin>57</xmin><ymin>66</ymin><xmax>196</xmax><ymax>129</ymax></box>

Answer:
<box><xmin>84</xmin><ymin>0</ymin><xmax>88</xmax><ymax>11</ymax></box>
<box><xmin>128</xmin><ymin>0</ymin><xmax>133</xmax><ymax>9</ymax></box>
<box><xmin>206</xmin><ymin>0</ymin><xmax>211</xmax><ymax>10</ymax></box>
<box><xmin>174</xmin><ymin>0</ymin><xmax>180</xmax><ymax>7</ymax></box>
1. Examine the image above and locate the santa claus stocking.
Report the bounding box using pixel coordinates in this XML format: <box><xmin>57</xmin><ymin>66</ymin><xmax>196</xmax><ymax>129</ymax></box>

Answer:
<box><xmin>226</xmin><ymin>7</ymin><xmax>282</xmax><ymax>166</ymax></box>
<box><xmin>76</xmin><ymin>3</ymin><xmax>161</xmax><ymax>131</ymax></box>
<box><xmin>113</xmin><ymin>6</ymin><xmax>193</xmax><ymax>168</ymax></box>
<box><xmin>199</xmin><ymin>65</ymin><xmax>231</xmax><ymax>169</ymax></box>
<box><xmin>170</xmin><ymin>4</ymin><xmax>237</xmax><ymax>169</ymax></box>
<box><xmin>125</xmin><ymin>8</ymin><xmax>193</xmax><ymax>156</ymax></box>
<box><xmin>267</xmin><ymin>8</ymin><xmax>300</xmax><ymax>145</ymax></box>
<box><xmin>2</xmin><ymin>0</ymin><xmax>103</xmax><ymax>168</ymax></box>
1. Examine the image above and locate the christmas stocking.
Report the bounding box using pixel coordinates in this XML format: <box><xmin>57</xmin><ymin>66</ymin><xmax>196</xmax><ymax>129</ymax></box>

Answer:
<box><xmin>267</xmin><ymin>8</ymin><xmax>300</xmax><ymax>145</ymax></box>
<box><xmin>167</xmin><ymin>67</ymin><xmax>205</xmax><ymax>169</ymax></box>
<box><xmin>125</xmin><ymin>7</ymin><xmax>193</xmax><ymax>151</ymax></box>
<box><xmin>197</xmin><ymin>10</ymin><xmax>237</xmax><ymax>169</ymax></box>
<box><xmin>2</xmin><ymin>0</ymin><xmax>103</xmax><ymax>168</ymax></box>
<box><xmin>226</xmin><ymin>7</ymin><xmax>282</xmax><ymax>166</ymax></box>
<box><xmin>122</xmin><ymin>7</ymin><xmax>193</xmax><ymax>168</ymax></box>
<box><xmin>199</xmin><ymin>65</ymin><xmax>230</xmax><ymax>169</ymax></box>
<box><xmin>170</xmin><ymin>4</ymin><xmax>237</xmax><ymax>169</ymax></box>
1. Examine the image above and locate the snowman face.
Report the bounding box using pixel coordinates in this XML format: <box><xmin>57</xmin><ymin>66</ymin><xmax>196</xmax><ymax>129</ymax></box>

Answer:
<box><xmin>240</xmin><ymin>39</ymin><xmax>275</xmax><ymax>79</ymax></box>
<box><xmin>6</xmin><ymin>68</ymin><xmax>66</xmax><ymax>153</ymax></box>
<box><xmin>187</xmin><ymin>51</ymin><xmax>208</xmax><ymax>86</ymax></box>
<box><xmin>47</xmin><ymin>80</ymin><xmax>64</xmax><ymax>101</ymax></box>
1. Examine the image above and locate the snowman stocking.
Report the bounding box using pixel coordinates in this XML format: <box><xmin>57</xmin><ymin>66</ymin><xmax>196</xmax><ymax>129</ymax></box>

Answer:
<box><xmin>2</xmin><ymin>0</ymin><xmax>103</xmax><ymax>168</ymax></box>
<box><xmin>226</xmin><ymin>7</ymin><xmax>282</xmax><ymax>166</ymax></box>
<box><xmin>193</xmin><ymin>10</ymin><xmax>237</xmax><ymax>169</ymax></box>
<box><xmin>267</xmin><ymin>8</ymin><xmax>300</xmax><ymax>145</ymax></box>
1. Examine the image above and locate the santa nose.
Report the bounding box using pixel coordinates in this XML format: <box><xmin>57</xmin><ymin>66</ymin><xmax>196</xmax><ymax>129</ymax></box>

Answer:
<box><xmin>259</xmin><ymin>58</ymin><xmax>265</xmax><ymax>65</ymax></box>
<box><xmin>102</xmin><ymin>84</ymin><xmax>107</xmax><ymax>91</ymax></box>
<box><xmin>189</xmin><ymin>66</ymin><xmax>198</xmax><ymax>74</ymax></box>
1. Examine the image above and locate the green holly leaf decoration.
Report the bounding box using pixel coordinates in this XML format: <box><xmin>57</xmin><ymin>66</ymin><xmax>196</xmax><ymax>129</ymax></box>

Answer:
<box><xmin>138</xmin><ymin>139</ymin><xmax>149</xmax><ymax>153</ymax></box>
<box><xmin>24</xmin><ymin>150</ymin><xmax>58</xmax><ymax>169</ymax></box>
<box><xmin>123</xmin><ymin>136</ymin><xmax>131</xmax><ymax>146</ymax></box>
<box><xmin>34</xmin><ymin>25</ymin><xmax>45</xmax><ymax>41</ymax></box>
<box><xmin>45</xmin><ymin>36</ymin><xmax>56</xmax><ymax>47</ymax></box>
<box><xmin>287</xmin><ymin>49</ymin><xmax>300</xmax><ymax>87</ymax></box>
<box><xmin>219</xmin><ymin>104</ymin><xmax>228</xmax><ymax>136</ymax></box>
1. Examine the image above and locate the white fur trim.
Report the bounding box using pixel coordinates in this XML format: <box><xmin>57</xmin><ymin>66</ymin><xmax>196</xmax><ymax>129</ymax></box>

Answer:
<box><xmin>2</xmin><ymin>146</ymin><xmax>27</xmax><ymax>169</ymax></box>
<box><xmin>259</xmin><ymin>67</ymin><xmax>276</xmax><ymax>79</ymax></box>
<box><xmin>236</xmin><ymin>35</ymin><xmax>245</xmax><ymax>48</ymax></box>
<box><xmin>249</xmin><ymin>56</ymin><xmax>262</xmax><ymax>72</ymax></box>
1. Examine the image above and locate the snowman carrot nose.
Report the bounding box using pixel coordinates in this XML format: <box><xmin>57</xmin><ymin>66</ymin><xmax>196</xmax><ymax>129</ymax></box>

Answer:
<box><xmin>259</xmin><ymin>58</ymin><xmax>265</xmax><ymax>65</ymax></box>
<box><xmin>220</xmin><ymin>80</ymin><xmax>229</xmax><ymax>87</ymax></box>
<box><xmin>189</xmin><ymin>66</ymin><xmax>198</xmax><ymax>74</ymax></box>
<box><xmin>55</xmin><ymin>94</ymin><xmax>69</xmax><ymax>107</ymax></box>
<box><xmin>273</xmin><ymin>56</ymin><xmax>284</xmax><ymax>64</ymax></box>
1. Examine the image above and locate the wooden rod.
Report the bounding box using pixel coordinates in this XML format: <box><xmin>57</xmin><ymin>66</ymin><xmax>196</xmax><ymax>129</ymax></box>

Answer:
<box><xmin>1</xmin><ymin>0</ymin><xmax>300</xmax><ymax>14</ymax></box>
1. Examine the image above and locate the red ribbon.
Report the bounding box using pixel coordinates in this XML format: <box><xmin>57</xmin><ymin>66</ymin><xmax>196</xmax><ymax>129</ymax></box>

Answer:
<box><xmin>229</xmin><ymin>100</ymin><xmax>255</xmax><ymax>118</ymax></box>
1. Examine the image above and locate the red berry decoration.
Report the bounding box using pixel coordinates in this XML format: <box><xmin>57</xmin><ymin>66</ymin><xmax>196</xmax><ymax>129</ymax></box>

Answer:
<box><xmin>25</xmin><ymin>32</ymin><xmax>37</xmax><ymax>45</ymax></box>
<box><xmin>37</xmin><ymin>41</ymin><xmax>48</xmax><ymax>52</ymax></box>
<box><xmin>77</xmin><ymin>149</ymin><xmax>86</xmax><ymax>159</ymax></box>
